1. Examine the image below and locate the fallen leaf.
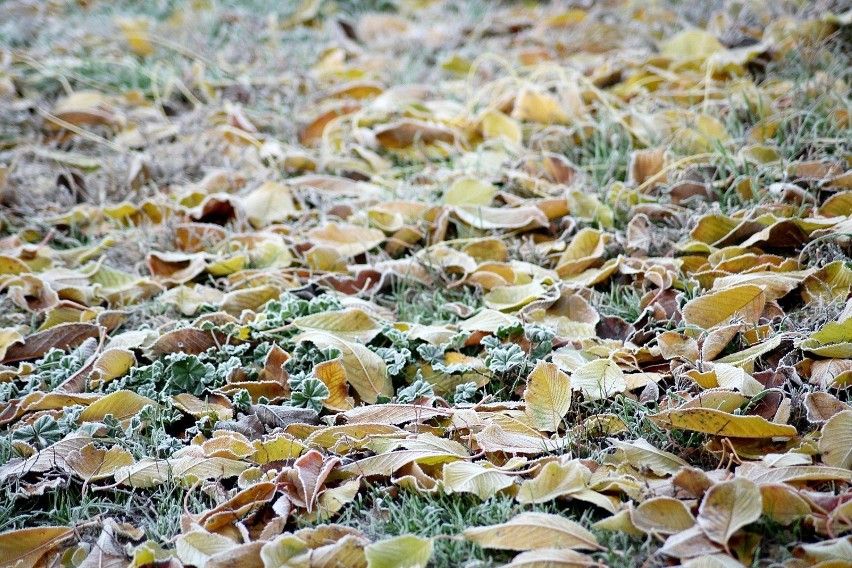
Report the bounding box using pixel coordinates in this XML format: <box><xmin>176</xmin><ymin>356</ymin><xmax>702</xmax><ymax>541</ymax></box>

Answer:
<box><xmin>463</xmin><ymin>512</ymin><xmax>602</xmax><ymax>551</ymax></box>
<box><xmin>0</xmin><ymin>526</ymin><xmax>75</xmax><ymax>568</ymax></box>
<box><xmin>682</xmin><ymin>285</ymin><xmax>766</xmax><ymax>330</ymax></box>
<box><xmin>697</xmin><ymin>478</ymin><xmax>762</xmax><ymax>549</ymax></box>
<box><xmin>365</xmin><ymin>535</ymin><xmax>433</xmax><ymax>568</ymax></box>
<box><xmin>523</xmin><ymin>361</ymin><xmax>572</xmax><ymax>432</ymax></box>
<box><xmin>819</xmin><ymin>410</ymin><xmax>852</xmax><ymax>469</ymax></box>
<box><xmin>442</xmin><ymin>460</ymin><xmax>515</xmax><ymax>499</ymax></box>
<box><xmin>650</xmin><ymin>407</ymin><xmax>797</xmax><ymax>438</ymax></box>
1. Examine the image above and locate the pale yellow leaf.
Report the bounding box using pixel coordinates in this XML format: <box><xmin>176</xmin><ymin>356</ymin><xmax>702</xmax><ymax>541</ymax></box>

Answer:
<box><xmin>570</xmin><ymin>359</ymin><xmax>626</xmax><ymax>401</ymax></box>
<box><xmin>444</xmin><ymin>177</ymin><xmax>497</xmax><ymax>206</ymax></box>
<box><xmin>175</xmin><ymin>531</ymin><xmax>236</xmax><ymax>568</ymax></box>
<box><xmin>631</xmin><ymin>497</ymin><xmax>696</xmax><ymax>535</ymax></box>
<box><xmin>296</xmin><ymin>331</ymin><xmax>391</xmax><ymax>403</ymax></box>
<box><xmin>517</xmin><ymin>460</ymin><xmax>587</xmax><ymax>504</ymax></box>
<box><xmin>607</xmin><ymin>438</ymin><xmax>688</xmax><ymax>476</ymax></box>
<box><xmin>464</xmin><ymin>512</ymin><xmax>601</xmax><ymax>551</ymax></box>
<box><xmin>442</xmin><ymin>460</ymin><xmax>515</xmax><ymax>499</ymax></box>
<box><xmin>365</xmin><ymin>535</ymin><xmax>432</xmax><ymax>568</ymax></box>
<box><xmin>819</xmin><ymin>410</ymin><xmax>852</xmax><ymax>469</ymax></box>
<box><xmin>523</xmin><ymin>361</ymin><xmax>572</xmax><ymax>432</ymax></box>
<box><xmin>242</xmin><ymin>181</ymin><xmax>296</xmax><ymax>227</ymax></box>
<box><xmin>697</xmin><ymin>478</ymin><xmax>762</xmax><ymax>547</ymax></box>
<box><xmin>307</xmin><ymin>223</ymin><xmax>384</xmax><ymax>257</ymax></box>
<box><xmin>292</xmin><ymin>308</ymin><xmax>383</xmax><ymax>342</ymax></box>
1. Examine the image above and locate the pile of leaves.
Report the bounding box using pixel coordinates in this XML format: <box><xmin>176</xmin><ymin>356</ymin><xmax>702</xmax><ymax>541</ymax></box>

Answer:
<box><xmin>0</xmin><ymin>0</ymin><xmax>851</xmax><ymax>566</ymax></box>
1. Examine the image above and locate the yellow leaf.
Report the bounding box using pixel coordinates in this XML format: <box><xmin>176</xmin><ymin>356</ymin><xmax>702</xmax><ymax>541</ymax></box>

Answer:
<box><xmin>556</xmin><ymin>228</ymin><xmax>610</xmax><ymax>276</ymax></box>
<box><xmin>221</xmin><ymin>285</ymin><xmax>280</xmax><ymax>316</ymax></box>
<box><xmin>631</xmin><ymin>497</ymin><xmax>696</xmax><ymax>535</ymax></box>
<box><xmin>242</xmin><ymin>181</ymin><xmax>296</xmax><ymax>227</ymax></box>
<box><xmin>0</xmin><ymin>328</ymin><xmax>24</xmax><ymax>361</ymax></box>
<box><xmin>0</xmin><ymin>526</ymin><xmax>75</xmax><ymax>568</ymax></box>
<box><xmin>454</xmin><ymin>205</ymin><xmax>549</xmax><ymax>230</ymax></box>
<box><xmin>441</xmin><ymin>54</ymin><xmax>472</xmax><ymax>75</ymax></box>
<box><xmin>650</xmin><ymin>407</ymin><xmax>797</xmax><ymax>438</ymax></box>
<box><xmin>819</xmin><ymin>410</ymin><xmax>852</xmax><ymax>469</ymax></box>
<box><xmin>305</xmin><ymin>424</ymin><xmax>403</xmax><ymax>453</ymax></box>
<box><xmin>570</xmin><ymin>358</ymin><xmax>626</xmax><ymax>401</ymax></box>
<box><xmin>113</xmin><ymin>456</ymin><xmax>248</xmax><ymax>487</ymax></box>
<box><xmin>683</xmin><ymin>554</ymin><xmax>750</xmax><ymax>568</ymax></box>
<box><xmin>697</xmin><ymin>478</ymin><xmax>762</xmax><ymax>548</ymax></box>
<box><xmin>365</xmin><ymin>535</ymin><xmax>432</xmax><ymax>568</ymax></box>
<box><xmin>205</xmin><ymin>254</ymin><xmax>246</xmax><ymax>276</ymax></box>
<box><xmin>661</xmin><ymin>30</ymin><xmax>724</xmax><ymax>59</ymax></box>
<box><xmin>293</xmin><ymin>308</ymin><xmax>383</xmax><ymax>342</ymax></box>
<box><xmin>523</xmin><ymin>361</ymin><xmax>572</xmax><ymax>431</ymax></box>
<box><xmin>484</xmin><ymin>282</ymin><xmax>547</xmax><ymax>312</ymax></box>
<box><xmin>116</xmin><ymin>17</ymin><xmax>155</xmax><ymax>57</ymax></box>
<box><xmin>172</xmin><ymin>393</ymin><xmax>233</xmax><ymax>421</ymax></box>
<box><xmin>444</xmin><ymin>177</ymin><xmax>497</xmax><ymax>206</ymax></box>
<box><xmin>307</xmin><ymin>223</ymin><xmax>385</xmax><ymax>257</ymax></box>
<box><xmin>608</xmin><ymin>438</ymin><xmax>688</xmax><ymax>476</ymax></box>
<box><xmin>341</xmin><ymin>450</ymin><xmax>462</xmax><ymax>477</ymax></box>
<box><xmin>799</xmin><ymin>254</ymin><xmax>852</xmax><ymax>303</ymax></box>
<box><xmin>314</xmin><ymin>359</ymin><xmax>355</xmax><ymax>411</ymax></box>
<box><xmin>296</xmin><ymin>331</ymin><xmax>391</xmax><ymax>403</ymax></box>
<box><xmin>159</xmin><ymin>285</ymin><xmax>224</xmax><ymax>316</ymax></box>
<box><xmin>682</xmin><ymin>285</ymin><xmax>766</xmax><ymax>330</ymax></box>
<box><xmin>480</xmin><ymin>110</ymin><xmax>522</xmax><ymax>145</ymax></box>
<box><xmin>91</xmin><ymin>348</ymin><xmax>136</xmax><ymax>382</ymax></box>
<box><xmin>502</xmin><ymin>548</ymin><xmax>599</xmax><ymax>567</ymax></box>
<box><xmin>658</xmin><ymin>331</ymin><xmax>700</xmax><ymax>362</ymax></box>
<box><xmin>517</xmin><ymin>460</ymin><xmax>587</xmax><ymax>504</ymax></box>
<box><xmin>760</xmin><ymin>484</ymin><xmax>811</xmax><ymax>525</ymax></box>
<box><xmin>464</xmin><ymin>512</ymin><xmax>602</xmax><ymax>551</ymax></box>
<box><xmin>66</xmin><ymin>442</ymin><xmax>135</xmax><ymax>481</ymax></box>
<box><xmin>512</xmin><ymin>88</ymin><xmax>570</xmax><ymax>125</ymax></box>
<box><xmin>566</xmin><ymin>191</ymin><xmax>614</xmax><ymax>228</ymax></box>
<box><xmin>260</xmin><ymin>534</ymin><xmax>310</xmax><ymax>568</ymax></box>
<box><xmin>253</xmin><ymin>433</ymin><xmax>308</xmax><ymax>463</ymax></box>
<box><xmin>442</xmin><ymin>461</ymin><xmax>515</xmax><ymax>499</ymax></box>
<box><xmin>78</xmin><ymin>390</ymin><xmax>157</xmax><ymax>424</ymax></box>
<box><xmin>175</xmin><ymin>531</ymin><xmax>236</xmax><ymax>567</ymax></box>
<box><xmin>801</xmin><ymin>320</ymin><xmax>852</xmax><ymax>358</ymax></box>
<box><xmin>592</xmin><ymin>510</ymin><xmax>644</xmax><ymax>537</ymax></box>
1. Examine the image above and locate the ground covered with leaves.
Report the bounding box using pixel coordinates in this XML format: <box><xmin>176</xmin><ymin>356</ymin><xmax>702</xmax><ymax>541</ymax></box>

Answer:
<box><xmin>0</xmin><ymin>0</ymin><xmax>851</xmax><ymax>566</ymax></box>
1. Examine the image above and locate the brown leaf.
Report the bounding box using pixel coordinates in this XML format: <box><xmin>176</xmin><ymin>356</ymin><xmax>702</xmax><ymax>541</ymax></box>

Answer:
<box><xmin>0</xmin><ymin>526</ymin><xmax>76</xmax><ymax>568</ymax></box>
<box><xmin>1</xmin><ymin>323</ymin><xmax>101</xmax><ymax>364</ymax></box>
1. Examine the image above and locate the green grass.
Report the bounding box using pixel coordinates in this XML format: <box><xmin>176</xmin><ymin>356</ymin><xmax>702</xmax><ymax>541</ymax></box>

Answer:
<box><xmin>0</xmin><ymin>476</ymin><xmax>215</xmax><ymax>542</ymax></box>
<box><xmin>386</xmin><ymin>278</ymin><xmax>483</xmax><ymax>325</ymax></box>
